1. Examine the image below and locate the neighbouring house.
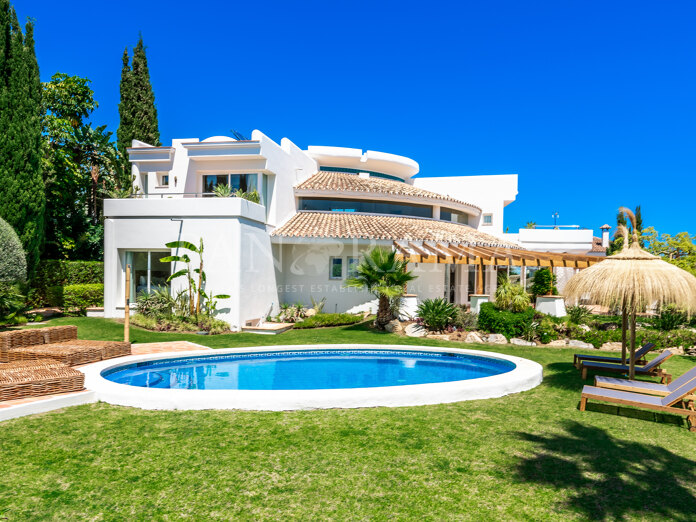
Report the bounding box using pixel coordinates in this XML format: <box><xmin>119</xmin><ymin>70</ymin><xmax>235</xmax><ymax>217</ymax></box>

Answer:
<box><xmin>103</xmin><ymin>130</ymin><xmax>602</xmax><ymax>329</ymax></box>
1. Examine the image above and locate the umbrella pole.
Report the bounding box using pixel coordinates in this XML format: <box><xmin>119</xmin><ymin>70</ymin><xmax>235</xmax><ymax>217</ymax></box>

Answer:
<box><xmin>629</xmin><ymin>310</ymin><xmax>637</xmax><ymax>380</ymax></box>
<box><xmin>621</xmin><ymin>308</ymin><xmax>628</xmax><ymax>365</ymax></box>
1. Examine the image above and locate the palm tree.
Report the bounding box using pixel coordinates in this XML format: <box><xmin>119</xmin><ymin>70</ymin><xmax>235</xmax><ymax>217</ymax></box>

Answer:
<box><xmin>525</xmin><ymin>221</ymin><xmax>537</xmax><ymax>229</ymax></box>
<box><xmin>345</xmin><ymin>247</ymin><xmax>416</xmax><ymax>328</ymax></box>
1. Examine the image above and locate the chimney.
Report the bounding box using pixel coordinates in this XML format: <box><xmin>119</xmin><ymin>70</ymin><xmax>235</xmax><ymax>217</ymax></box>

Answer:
<box><xmin>600</xmin><ymin>224</ymin><xmax>611</xmax><ymax>248</ymax></box>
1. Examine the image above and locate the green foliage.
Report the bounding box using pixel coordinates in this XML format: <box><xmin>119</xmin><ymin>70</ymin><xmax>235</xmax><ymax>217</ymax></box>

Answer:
<box><xmin>416</xmin><ymin>298</ymin><xmax>458</xmax><ymax>332</ymax></box>
<box><xmin>213</xmin><ymin>184</ymin><xmax>233</xmax><ymax>197</ymax></box>
<box><xmin>117</xmin><ymin>35</ymin><xmax>160</xmax><ymax>181</ymax></box>
<box><xmin>654</xmin><ymin>305</ymin><xmax>688</xmax><ymax>331</ymax></box>
<box><xmin>530</xmin><ymin>268</ymin><xmax>557</xmax><ymax>297</ymax></box>
<box><xmin>310</xmin><ymin>296</ymin><xmax>326</xmax><ymax>314</ymax></box>
<box><xmin>344</xmin><ymin>247</ymin><xmax>416</xmax><ymax>328</ymax></box>
<box><xmin>42</xmin><ymin>73</ymin><xmax>120</xmax><ymax>260</ymax></box>
<box><xmin>130</xmin><ymin>313</ymin><xmax>229</xmax><ymax>334</ymax></box>
<box><xmin>0</xmin><ymin>283</ymin><xmax>26</xmax><ymax>324</ymax></box>
<box><xmin>59</xmin><ymin>283</ymin><xmax>103</xmax><ymax>314</ymax></box>
<box><xmin>495</xmin><ymin>273</ymin><xmax>531</xmax><ymax>312</ymax></box>
<box><xmin>0</xmin><ymin>217</ymin><xmax>27</xmax><ymax>282</ymax></box>
<box><xmin>477</xmin><ymin>302</ymin><xmax>536</xmax><ymax>340</ymax></box>
<box><xmin>608</xmin><ymin>205</ymin><xmax>643</xmax><ymax>254</ymax></box>
<box><xmin>293</xmin><ymin>313</ymin><xmax>363</xmax><ymax>329</ymax></box>
<box><xmin>135</xmin><ymin>288</ymin><xmax>174</xmax><ymax>319</ymax></box>
<box><xmin>642</xmin><ymin>226</ymin><xmax>696</xmax><ymax>276</ymax></box>
<box><xmin>537</xmin><ymin>317</ymin><xmax>559</xmax><ymax>344</ymax></box>
<box><xmin>0</xmin><ymin>4</ymin><xmax>45</xmax><ymax>270</ymax></box>
<box><xmin>32</xmin><ymin>260</ymin><xmax>103</xmax><ymax>305</ymax></box>
<box><xmin>566</xmin><ymin>304</ymin><xmax>593</xmax><ymax>325</ymax></box>
<box><xmin>239</xmin><ymin>189</ymin><xmax>261</xmax><ymax>204</ymax></box>
<box><xmin>452</xmin><ymin>306</ymin><xmax>478</xmax><ymax>330</ymax></box>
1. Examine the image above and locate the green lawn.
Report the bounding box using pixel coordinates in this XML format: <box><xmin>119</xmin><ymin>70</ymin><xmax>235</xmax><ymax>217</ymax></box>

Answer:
<box><xmin>2</xmin><ymin>318</ymin><xmax>696</xmax><ymax>520</ymax></box>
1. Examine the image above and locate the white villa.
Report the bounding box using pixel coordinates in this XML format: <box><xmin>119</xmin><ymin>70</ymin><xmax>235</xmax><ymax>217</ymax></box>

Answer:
<box><xmin>103</xmin><ymin>130</ymin><xmax>603</xmax><ymax>330</ymax></box>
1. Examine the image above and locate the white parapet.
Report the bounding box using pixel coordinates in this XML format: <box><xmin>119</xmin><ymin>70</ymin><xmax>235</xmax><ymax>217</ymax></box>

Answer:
<box><xmin>536</xmin><ymin>296</ymin><xmax>567</xmax><ymax>317</ymax></box>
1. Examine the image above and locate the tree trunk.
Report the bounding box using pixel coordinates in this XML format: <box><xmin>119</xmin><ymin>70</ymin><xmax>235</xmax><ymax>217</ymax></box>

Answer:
<box><xmin>376</xmin><ymin>294</ymin><xmax>391</xmax><ymax>329</ymax></box>
<box><xmin>621</xmin><ymin>308</ymin><xmax>628</xmax><ymax>365</ymax></box>
<box><xmin>629</xmin><ymin>310</ymin><xmax>637</xmax><ymax>380</ymax></box>
<box><xmin>90</xmin><ymin>163</ymin><xmax>99</xmax><ymax>224</ymax></box>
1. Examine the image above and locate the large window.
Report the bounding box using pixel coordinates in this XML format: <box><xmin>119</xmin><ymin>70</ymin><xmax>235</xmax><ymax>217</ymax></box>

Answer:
<box><xmin>347</xmin><ymin>257</ymin><xmax>360</xmax><ymax>279</ymax></box>
<box><xmin>319</xmin><ymin>166</ymin><xmax>405</xmax><ymax>183</ymax></box>
<box><xmin>440</xmin><ymin>208</ymin><xmax>469</xmax><ymax>225</ymax></box>
<box><xmin>126</xmin><ymin>251</ymin><xmax>170</xmax><ymax>303</ymax></box>
<box><xmin>203</xmin><ymin>174</ymin><xmax>258</xmax><ymax>194</ymax></box>
<box><xmin>299</xmin><ymin>198</ymin><xmax>432</xmax><ymax>218</ymax></box>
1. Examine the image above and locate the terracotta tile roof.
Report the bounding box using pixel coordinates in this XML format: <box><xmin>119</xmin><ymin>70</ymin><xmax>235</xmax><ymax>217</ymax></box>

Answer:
<box><xmin>295</xmin><ymin>171</ymin><xmax>481</xmax><ymax>212</ymax></box>
<box><xmin>272</xmin><ymin>211</ymin><xmax>518</xmax><ymax>248</ymax></box>
<box><xmin>590</xmin><ymin>236</ymin><xmax>607</xmax><ymax>253</ymax></box>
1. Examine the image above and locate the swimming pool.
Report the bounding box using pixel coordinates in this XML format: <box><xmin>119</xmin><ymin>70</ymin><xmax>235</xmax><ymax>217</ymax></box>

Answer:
<box><xmin>103</xmin><ymin>349</ymin><xmax>516</xmax><ymax>390</ymax></box>
<box><xmin>81</xmin><ymin>345</ymin><xmax>543</xmax><ymax>411</ymax></box>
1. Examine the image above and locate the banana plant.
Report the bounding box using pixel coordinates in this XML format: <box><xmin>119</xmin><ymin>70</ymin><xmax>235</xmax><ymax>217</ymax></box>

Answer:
<box><xmin>160</xmin><ymin>238</ymin><xmax>229</xmax><ymax>317</ymax></box>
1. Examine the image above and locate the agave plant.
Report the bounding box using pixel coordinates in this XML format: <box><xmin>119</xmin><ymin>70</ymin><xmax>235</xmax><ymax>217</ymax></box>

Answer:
<box><xmin>416</xmin><ymin>298</ymin><xmax>458</xmax><ymax>332</ymax></box>
<box><xmin>213</xmin><ymin>184</ymin><xmax>233</xmax><ymax>197</ymax></box>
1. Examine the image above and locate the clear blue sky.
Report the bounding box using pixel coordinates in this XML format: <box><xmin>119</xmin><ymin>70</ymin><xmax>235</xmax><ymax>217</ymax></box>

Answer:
<box><xmin>16</xmin><ymin>0</ymin><xmax>696</xmax><ymax>235</ymax></box>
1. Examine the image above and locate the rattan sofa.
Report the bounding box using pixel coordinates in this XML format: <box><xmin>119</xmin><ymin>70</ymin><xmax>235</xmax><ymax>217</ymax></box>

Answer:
<box><xmin>0</xmin><ymin>326</ymin><xmax>131</xmax><ymax>366</ymax></box>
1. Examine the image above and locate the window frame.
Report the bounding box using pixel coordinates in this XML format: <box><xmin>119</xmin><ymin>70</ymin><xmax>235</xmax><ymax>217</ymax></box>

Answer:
<box><xmin>329</xmin><ymin>257</ymin><xmax>344</xmax><ymax>280</ymax></box>
<box><xmin>482</xmin><ymin>213</ymin><xmax>493</xmax><ymax>226</ymax></box>
<box><xmin>125</xmin><ymin>250</ymin><xmax>171</xmax><ymax>304</ymax></box>
<box><xmin>347</xmin><ymin>256</ymin><xmax>360</xmax><ymax>279</ymax></box>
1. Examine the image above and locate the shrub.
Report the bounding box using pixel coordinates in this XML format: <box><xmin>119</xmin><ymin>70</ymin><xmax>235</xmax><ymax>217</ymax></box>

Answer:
<box><xmin>293</xmin><ymin>313</ymin><xmax>364</xmax><ymax>329</ymax></box>
<box><xmin>0</xmin><ymin>217</ymin><xmax>26</xmax><ymax>283</ymax></box>
<box><xmin>566</xmin><ymin>304</ymin><xmax>593</xmax><ymax>325</ymax></box>
<box><xmin>537</xmin><ymin>317</ymin><xmax>559</xmax><ymax>343</ymax></box>
<box><xmin>0</xmin><ymin>283</ymin><xmax>26</xmax><ymax>325</ymax></box>
<box><xmin>61</xmin><ymin>284</ymin><xmax>104</xmax><ymax>314</ymax></box>
<box><xmin>530</xmin><ymin>268</ymin><xmax>557</xmax><ymax>297</ymax></box>
<box><xmin>239</xmin><ymin>189</ymin><xmax>261</xmax><ymax>203</ymax></box>
<box><xmin>495</xmin><ymin>275</ymin><xmax>531</xmax><ymax>312</ymax></box>
<box><xmin>477</xmin><ymin>302</ymin><xmax>536</xmax><ymax>339</ymax></box>
<box><xmin>416</xmin><ymin>298</ymin><xmax>458</xmax><ymax>331</ymax></box>
<box><xmin>136</xmin><ymin>289</ymin><xmax>174</xmax><ymax>319</ymax></box>
<box><xmin>453</xmin><ymin>306</ymin><xmax>478</xmax><ymax>330</ymax></box>
<box><xmin>130</xmin><ymin>313</ymin><xmax>230</xmax><ymax>334</ymax></box>
<box><xmin>33</xmin><ymin>260</ymin><xmax>103</xmax><ymax>305</ymax></box>
<box><xmin>654</xmin><ymin>305</ymin><xmax>687</xmax><ymax>331</ymax></box>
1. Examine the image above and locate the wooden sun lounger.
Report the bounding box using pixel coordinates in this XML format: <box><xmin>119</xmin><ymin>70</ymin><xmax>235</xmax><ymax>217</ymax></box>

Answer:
<box><xmin>579</xmin><ymin>349</ymin><xmax>674</xmax><ymax>383</ymax></box>
<box><xmin>580</xmin><ymin>380</ymin><xmax>696</xmax><ymax>432</ymax></box>
<box><xmin>573</xmin><ymin>343</ymin><xmax>655</xmax><ymax>369</ymax></box>
<box><xmin>595</xmin><ymin>366</ymin><xmax>696</xmax><ymax>400</ymax></box>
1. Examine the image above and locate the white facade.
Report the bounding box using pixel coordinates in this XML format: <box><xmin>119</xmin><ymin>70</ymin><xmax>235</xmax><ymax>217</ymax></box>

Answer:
<box><xmin>104</xmin><ymin>130</ymin><xmax>524</xmax><ymax>330</ymax></box>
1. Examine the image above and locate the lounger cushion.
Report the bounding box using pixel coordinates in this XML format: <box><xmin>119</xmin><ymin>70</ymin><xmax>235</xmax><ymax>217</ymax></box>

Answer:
<box><xmin>582</xmin><ymin>385</ymin><xmax>663</xmax><ymax>406</ymax></box>
<box><xmin>595</xmin><ymin>376</ymin><xmax>667</xmax><ymax>393</ymax></box>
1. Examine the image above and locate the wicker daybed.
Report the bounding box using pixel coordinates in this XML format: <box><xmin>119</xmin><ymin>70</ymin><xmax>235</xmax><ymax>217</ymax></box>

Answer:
<box><xmin>0</xmin><ymin>325</ymin><xmax>131</xmax><ymax>366</ymax></box>
<box><xmin>0</xmin><ymin>359</ymin><xmax>85</xmax><ymax>402</ymax></box>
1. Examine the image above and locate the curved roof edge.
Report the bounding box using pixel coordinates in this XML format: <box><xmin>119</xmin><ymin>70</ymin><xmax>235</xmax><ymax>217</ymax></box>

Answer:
<box><xmin>305</xmin><ymin>146</ymin><xmax>419</xmax><ymax>180</ymax></box>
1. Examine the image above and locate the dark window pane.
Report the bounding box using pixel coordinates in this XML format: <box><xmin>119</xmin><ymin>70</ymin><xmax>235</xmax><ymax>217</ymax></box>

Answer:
<box><xmin>299</xmin><ymin>198</ymin><xmax>431</xmax><ymax>218</ymax></box>
<box><xmin>203</xmin><ymin>175</ymin><xmax>228</xmax><ymax>193</ymax></box>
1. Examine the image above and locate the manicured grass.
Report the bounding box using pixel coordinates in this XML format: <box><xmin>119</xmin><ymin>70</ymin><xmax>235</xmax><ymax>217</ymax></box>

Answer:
<box><xmin>2</xmin><ymin>317</ymin><xmax>696</xmax><ymax>519</ymax></box>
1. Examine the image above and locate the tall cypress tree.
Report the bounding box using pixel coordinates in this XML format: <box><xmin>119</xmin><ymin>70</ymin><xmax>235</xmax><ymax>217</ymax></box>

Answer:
<box><xmin>117</xmin><ymin>35</ymin><xmax>160</xmax><ymax>184</ymax></box>
<box><xmin>0</xmin><ymin>1</ymin><xmax>45</xmax><ymax>270</ymax></box>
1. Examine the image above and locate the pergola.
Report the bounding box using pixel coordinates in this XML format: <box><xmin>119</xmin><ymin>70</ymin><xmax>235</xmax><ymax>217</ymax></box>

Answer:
<box><xmin>392</xmin><ymin>240</ymin><xmax>603</xmax><ymax>294</ymax></box>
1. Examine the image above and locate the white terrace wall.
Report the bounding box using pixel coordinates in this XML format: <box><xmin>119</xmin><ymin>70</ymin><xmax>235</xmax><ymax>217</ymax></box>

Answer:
<box><xmin>103</xmin><ymin>198</ymin><xmax>278</xmax><ymax>331</ymax></box>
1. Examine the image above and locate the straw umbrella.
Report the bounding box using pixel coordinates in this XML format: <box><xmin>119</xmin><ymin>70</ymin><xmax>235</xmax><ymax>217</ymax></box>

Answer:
<box><xmin>564</xmin><ymin>208</ymin><xmax>696</xmax><ymax>379</ymax></box>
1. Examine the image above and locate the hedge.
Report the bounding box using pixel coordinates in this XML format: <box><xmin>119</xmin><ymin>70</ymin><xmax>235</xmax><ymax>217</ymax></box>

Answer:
<box><xmin>578</xmin><ymin>328</ymin><xmax>696</xmax><ymax>350</ymax></box>
<box><xmin>49</xmin><ymin>283</ymin><xmax>103</xmax><ymax>314</ymax></box>
<box><xmin>293</xmin><ymin>313</ymin><xmax>364</xmax><ymax>329</ymax></box>
<box><xmin>0</xmin><ymin>217</ymin><xmax>26</xmax><ymax>283</ymax></box>
<box><xmin>33</xmin><ymin>260</ymin><xmax>103</xmax><ymax>305</ymax></box>
<box><xmin>477</xmin><ymin>302</ymin><xmax>536</xmax><ymax>339</ymax></box>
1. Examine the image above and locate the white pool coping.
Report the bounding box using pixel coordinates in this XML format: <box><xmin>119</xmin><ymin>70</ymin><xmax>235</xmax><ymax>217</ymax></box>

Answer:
<box><xmin>80</xmin><ymin>344</ymin><xmax>543</xmax><ymax>411</ymax></box>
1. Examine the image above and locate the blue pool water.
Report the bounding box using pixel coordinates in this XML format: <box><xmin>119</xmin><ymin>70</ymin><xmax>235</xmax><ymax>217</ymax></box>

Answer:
<box><xmin>103</xmin><ymin>349</ymin><xmax>516</xmax><ymax>391</ymax></box>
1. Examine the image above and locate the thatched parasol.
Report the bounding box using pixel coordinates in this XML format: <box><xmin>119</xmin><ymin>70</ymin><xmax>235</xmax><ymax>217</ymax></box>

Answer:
<box><xmin>564</xmin><ymin>208</ymin><xmax>696</xmax><ymax>379</ymax></box>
